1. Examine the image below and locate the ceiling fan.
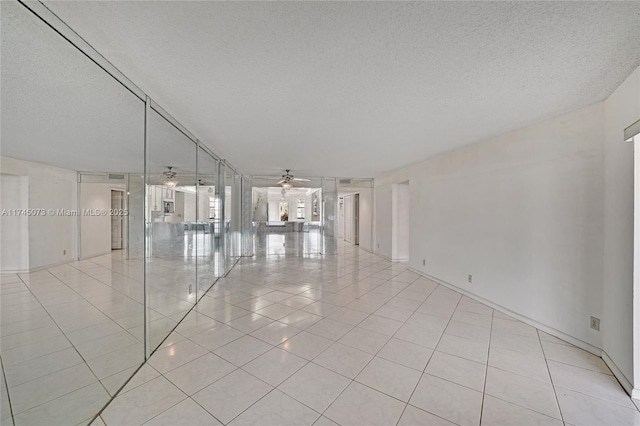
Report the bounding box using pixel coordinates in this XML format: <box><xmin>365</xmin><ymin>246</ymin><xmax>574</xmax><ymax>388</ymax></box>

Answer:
<box><xmin>276</xmin><ymin>170</ymin><xmax>310</xmax><ymax>190</ymax></box>
<box><xmin>163</xmin><ymin>166</ymin><xmax>178</xmax><ymax>189</ymax></box>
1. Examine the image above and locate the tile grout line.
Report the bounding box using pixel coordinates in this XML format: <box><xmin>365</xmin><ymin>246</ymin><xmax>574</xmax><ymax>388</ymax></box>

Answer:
<box><xmin>8</xmin><ymin>273</ymin><xmax>108</xmax><ymax>419</ymax></box>
<box><xmin>213</xmin><ymin>259</ymin><xmax>392</xmax><ymax>425</ymax></box>
<box><xmin>478</xmin><ymin>306</ymin><xmax>495</xmax><ymax>426</ymax></box>
<box><xmin>92</xmin><ymin>253</ymin><xmax>266</xmax><ymax>425</ymax></box>
<box><xmin>88</xmin><ymin>267</ymin><xmax>227</xmax><ymax>425</ymax></box>
<box><xmin>395</xmin><ymin>286</ymin><xmax>463</xmax><ymax>426</ymax></box>
<box><xmin>220</xmin><ymin>259</ymin><xmax>411</xmax><ymax>425</ymax></box>
<box><xmin>0</xmin><ymin>354</ymin><xmax>16</xmax><ymax>426</ymax></box>
<box><xmin>538</xmin><ymin>328</ymin><xmax>566</xmax><ymax>424</ymax></box>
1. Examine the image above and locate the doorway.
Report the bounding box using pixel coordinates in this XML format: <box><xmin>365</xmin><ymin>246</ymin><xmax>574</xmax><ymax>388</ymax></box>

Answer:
<box><xmin>344</xmin><ymin>193</ymin><xmax>359</xmax><ymax>245</ymax></box>
<box><xmin>111</xmin><ymin>189</ymin><xmax>124</xmax><ymax>250</ymax></box>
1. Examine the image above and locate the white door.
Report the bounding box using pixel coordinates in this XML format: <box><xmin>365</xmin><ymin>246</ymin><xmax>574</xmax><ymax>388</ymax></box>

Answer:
<box><xmin>354</xmin><ymin>193</ymin><xmax>359</xmax><ymax>245</ymax></box>
<box><xmin>344</xmin><ymin>194</ymin><xmax>359</xmax><ymax>245</ymax></box>
<box><xmin>111</xmin><ymin>190</ymin><xmax>123</xmax><ymax>250</ymax></box>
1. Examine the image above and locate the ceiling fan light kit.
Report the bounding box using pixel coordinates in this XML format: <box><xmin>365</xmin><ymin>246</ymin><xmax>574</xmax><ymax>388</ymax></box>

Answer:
<box><xmin>278</xmin><ymin>169</ymin><xmax>310</xmax><ymax>190</ymax></box>
<box><xmin>163</xmin><ymin>166</ymin><xmax>178</xmax><ymax>189</ymax></box>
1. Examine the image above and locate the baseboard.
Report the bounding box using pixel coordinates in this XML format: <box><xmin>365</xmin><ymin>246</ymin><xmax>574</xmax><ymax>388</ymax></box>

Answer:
<box><xmin>375</xmin><ymin>252</ymin><xmax>410</xmax><ymax>263</ymax></box>
<box><xmin>80</xmin><ymin>250</ymin><xmax>112</xmax><ymax>260</ymax></box>
<box><xmin>0</xmin><ymin>267</ymin><xmax>30</xmax><ymax>274</ymax></box>
<box><xmin>631</xmin><ymin>388</ymin><xmax>640</xmax><ymax>400</ymax></box>
<box><xmin>601</xmin><ymin>351</ymin><xmax>634</xmax><ymax>396</ymax></box>
<box><xmin>1</xmin><ymin>258</ymin><xmax>76</xmax><ymax>274</ymax></box>
<box><xmin>376</xmin><ymin>252</ymin><xmax>393</xmax><ymax>262</ymax></box>
<box><xmin>409</xmin><ymin>268</ymin><xmax>603</xmax><ymax>357</ymax></box>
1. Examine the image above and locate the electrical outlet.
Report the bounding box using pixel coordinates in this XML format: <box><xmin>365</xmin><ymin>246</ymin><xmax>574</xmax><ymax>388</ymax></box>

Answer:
<box><xmin>189</xmin><ymin>285</ymin><xmax>193</xmax><ymax>295</ymax></box>
<box><xmin>590</xmin><ymin>316</ymin><xmax>600</xmax><ymax>331</ymax></box>
<box><xmin>468</xmin><ymin>274</ymin><xmax>472</xmax><ymax>283</ymax></box>
<box><xmin>377</xmin><ymin>243</ymin><xmax>380</xmax><ymax>248</ymax></box>
<box><xmin>422</xmin><ymin>259</ymin><xmax>426</xmax><ymax>266</ymax></box>
<box><xmin>63</xmin><ymin>249</ymin><xmax>66</xmax><ymax>255</ymax></box>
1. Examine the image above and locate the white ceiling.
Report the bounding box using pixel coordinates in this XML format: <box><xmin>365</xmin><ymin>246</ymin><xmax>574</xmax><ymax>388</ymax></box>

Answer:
<box><xmin>7</xmin><ymin>1</ymin><xmax>640</xmax><ymax>177</ymax></box>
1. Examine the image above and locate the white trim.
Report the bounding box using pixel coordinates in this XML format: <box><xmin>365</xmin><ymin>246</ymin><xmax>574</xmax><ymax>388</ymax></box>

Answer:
<box><xmin>80</xmin><ymin>251</ymin><xmax>113</xmax><ymax>261</ymax></box>
<box><xmin>411</xmin><ymin>267</ymin><xmax>640</xmax><ymax>397</ymax></box>
<box><xmin>376</xmin><ymin>252</ymin><xmax>409</xmax><ymax>263</ymax></box>
<box><xmin>602</xmin><ymin>351</ymin><xmax>634</xmax><ymax>396</ymax></box>
<box><xmin>2</xmin><ymin>258</ymin><xmax>74</xmax><ymax>274</ymax></box>
<box><xmin>410</xmin><ymin>268</ymin><xmax>603</xmax><ymax>356</ymax></box>
<box><xmin>376</xmin><ymin>252</ymin><xmax>393</xmax><ymax>262</ymax></box>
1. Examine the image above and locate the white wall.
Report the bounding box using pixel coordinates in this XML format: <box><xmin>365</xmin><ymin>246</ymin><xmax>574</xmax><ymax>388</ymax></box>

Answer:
<box><xmin>343</xmin><ymin>194</ymin><xmax>355</xmax><ymax>243</ymax></box>
<box><xmin>375</xmin><ymin>102</ymin><xmax>606</xmax><ymax>351</ymax></box>
<box><xmin>198</xmin><ymin>187</ymin><xmax>214</xmax><ymax>221</ymax></box>
<box><xmin>127</xmin><ymin>176</ymin><xmax>145</xmax><ymax>253</ymax></box>
<box><xmin>0</xmin><ymin>175</ymin><xmax>29</xmax><ymax>271</ymax></box>
<box><xmin>267</xmin><ymin>201</ymin><xmax>280</xmax><ymax>221</ymax></box>
<box><xmin>79</xmin><ymin>183</ymin><xmax>113</xmax><ymax>259</ymax></box>
<box><xmin>602</xmin><ymin>67</ymin><xmax>640</xmax><ymax>391</ymax></box>
<box><xmin>358</xmin><ymin>189</ymin><xmax>373</xmax><ymax>252</ymax></box>
<box><xmin>182</xmin><ymin>191</ymin><xmax>197</xmax><ymax>222</ymax></box>
<box><xmin>307</xmin><ymin>190</ymin><xmax>320</xmax><ymax>222</ymax></box>
<box><xmin>375</xmin><ymin>184</ymin><xmax>393</xmax><ymax>260</ymax></box>
<box><xmin>1</xmin><ymin>156</ymin><xmax>77</xmax><ymax>271</ymax></box>
<box><xmin>393</xmin><ymin>183</ymin><xmax>410</xmax><ymax>260</ymax></box>
<box><xmin>338</xmin><ymin>198</ymin><xmax>345</xmax><ymax>238</ymax></box>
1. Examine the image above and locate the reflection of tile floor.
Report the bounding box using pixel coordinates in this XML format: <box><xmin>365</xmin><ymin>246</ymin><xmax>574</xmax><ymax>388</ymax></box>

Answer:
<box><xmin>91</xmin><ymin>243</ymin><xmax>640</xmax><ymax>426</ymax></box>
<box><xmin>1</xmin><ymin>250</ymin><xmax>216</xmax><ymax>426</ymax></box>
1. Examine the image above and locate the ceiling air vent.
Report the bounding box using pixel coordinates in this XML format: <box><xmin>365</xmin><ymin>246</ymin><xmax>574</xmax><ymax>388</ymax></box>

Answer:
<box><xmin>339</xmin><ymin>179</ymin><xmax>352</xmax><ymax>185</ymax></box>
<box><xmin>108</xmin><ymin>173</ymin><xmax>125</xmax><ymax>180</ymax></box>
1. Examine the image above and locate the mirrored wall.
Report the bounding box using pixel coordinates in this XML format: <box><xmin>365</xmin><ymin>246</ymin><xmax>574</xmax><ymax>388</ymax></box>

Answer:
<box><xmin>0</xmin><ymin>2</ymin><xmax>249</xmax><ymax>425</ymax></box>
<box><xmin>250</xmin><ymin>177</ymin><xmax>338</xmax><ymax>257</ymax></box>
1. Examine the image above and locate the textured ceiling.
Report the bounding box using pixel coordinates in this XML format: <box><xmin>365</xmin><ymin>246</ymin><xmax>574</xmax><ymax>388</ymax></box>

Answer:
<box><xmin>9</xmin><ymin>1</ymin><xmax>640</xmax><ymax>177</ymax></box>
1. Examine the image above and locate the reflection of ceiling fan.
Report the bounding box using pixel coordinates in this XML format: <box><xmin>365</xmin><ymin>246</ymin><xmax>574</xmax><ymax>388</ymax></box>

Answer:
<box><xmin>163</xmin><ymin>166</ymin><xmax>178</xmax><ymax>189</ymax></box>
<box><xmin>277</xmin><ymin>170</ymin><xmax>310</xmax><ymax>190</ymax></box>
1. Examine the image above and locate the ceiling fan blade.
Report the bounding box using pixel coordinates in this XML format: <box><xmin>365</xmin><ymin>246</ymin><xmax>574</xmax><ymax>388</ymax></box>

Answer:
<box><xmin>276</xmin><ymin>179</ymin><xmax>286</xmax><ymax>184</ymax></box>
<box><xmin>293</xmin><ymin>178</ymin><xmax>311</xmax><ymax>182</ymax></box>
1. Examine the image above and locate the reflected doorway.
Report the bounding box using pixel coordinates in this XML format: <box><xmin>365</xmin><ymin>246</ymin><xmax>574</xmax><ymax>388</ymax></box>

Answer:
<box><xmin>344</xmin><ymin>193</ymin><xmax>359</xmax><ymax>245</ymax></box>
<box><xmin>111</xmin><ymin>189</ymin><xmax>124</xmax><ymax>250</ymax></box>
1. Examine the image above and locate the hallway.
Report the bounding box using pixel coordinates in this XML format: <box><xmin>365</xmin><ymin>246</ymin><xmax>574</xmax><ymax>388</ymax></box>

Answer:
<box><xmin>85</xmin><ymin>243</ymin><xmax>640</xmax><ymax>426</ymax></box>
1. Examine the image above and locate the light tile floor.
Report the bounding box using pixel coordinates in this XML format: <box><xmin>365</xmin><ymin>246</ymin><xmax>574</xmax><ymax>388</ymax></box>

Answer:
<box><xmin>1</xmin><ymin>249</ymin><xmax>217</xmax><ymax>426</ymax></box>
<box><xmin>87</xmin><ymin>243</ymin><xmax>640</xmax><ymax>426</ymax></box>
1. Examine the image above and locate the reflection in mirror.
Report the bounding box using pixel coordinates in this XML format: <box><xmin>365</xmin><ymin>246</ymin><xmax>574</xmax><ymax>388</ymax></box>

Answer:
<box><xmin>145</xmin><ymin>108</ymin><xmax>198</xmax><ymax>354</ymax></box>
<box><xmin>1</xmin><ymin>1</ymin><xmax>144</xmax><ymax>424</ymax></box>
<box><xmin>224</xmin><ymin>165</ymin><xmax>242</xmax><ymax>274</ymax></box>
<box><xmin>322</xmin><ymin>177</ymin><xmax>339</xmax><ymax>255</ymax></box>
<box><xmin>196</xmin><ymin>147</ymin><xmax>222</xmax><ymax>298</ymax></box>
<box><xmin>241</xmin><ymin>176</ymin><xmax>255</xmax><ymax>257</ymax></box>
<box><xmin>251</xmin><ymin>183</ymin><xmax>323</xmax><ymax>256</ymax></box>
